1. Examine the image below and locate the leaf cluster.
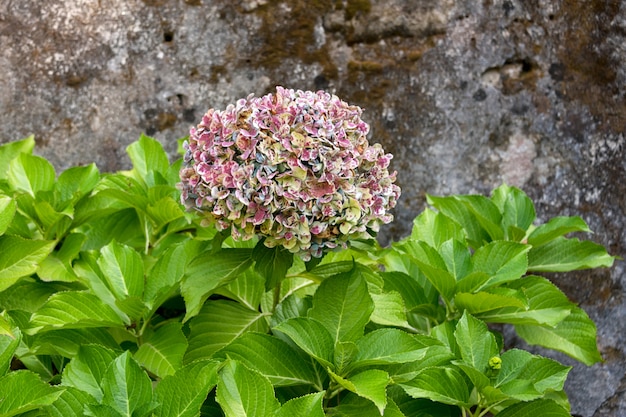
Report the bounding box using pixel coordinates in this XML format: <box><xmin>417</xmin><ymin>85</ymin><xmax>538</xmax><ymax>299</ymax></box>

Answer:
<box><xmin>0</xmin><ymin>136</ymin><xmax>616</xmax><ymax>416</ymax></box>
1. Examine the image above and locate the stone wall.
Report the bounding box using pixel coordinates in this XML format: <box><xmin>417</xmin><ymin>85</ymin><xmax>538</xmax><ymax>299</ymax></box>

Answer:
<box><xmin>1</xmin><ymin>1</ymin><xmax>624</xmax><ymax>415</ymax></box>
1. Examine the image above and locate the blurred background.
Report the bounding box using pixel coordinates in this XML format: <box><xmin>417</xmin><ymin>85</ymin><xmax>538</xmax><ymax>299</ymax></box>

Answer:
<box><xmin>0</xmin><ymin>1</ymin><xmax>624</xmax><ymax>415</ymax></box>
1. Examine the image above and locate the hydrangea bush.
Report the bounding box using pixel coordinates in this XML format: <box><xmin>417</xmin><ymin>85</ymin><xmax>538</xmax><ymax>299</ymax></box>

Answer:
<box><xmin>0</xmin><ymin>90</ymin><xmax>616</xmax><ymax>416</ymax></box>
<box><xmin>179</xmin><ymin>87</ymin><xmax>400</xmax><ymax>259</ymax></box>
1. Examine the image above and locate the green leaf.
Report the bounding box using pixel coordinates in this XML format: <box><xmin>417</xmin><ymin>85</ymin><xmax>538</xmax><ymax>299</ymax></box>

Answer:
<box><xmin>491</xmin><ymin>184</ymin><xmax>536</xmax><ymax>237</ymax></box>
<box><xmin>427</xmin><ymin>195</ymin><xmax>492</xmax><ymax>247</ymax></box>
<box><xmin>45</xmin><ymin>386</ymin><xmax>96</xmax><ymax>417</ymax></box>
<box><xmin>403</xmin><ymin>242</ymin><xmax>456</xmax><ymax>301</ymax></box>
<box><xmin>8</xmin><ymin>153</ymin><xmax>55</xmax><ymax>196</ymax></box>
<box><xmin>0</xmin><ymin>136</ymin><xmax>35</xmax><ymax>180</ymax></box>
<box><xmin>0</xmin><ymin>235</ymin><xmax>56</xmax><ymax>292</ymax></box>
<box><xmin>496</xmin><ymin>399</ymin><xmax>570</xmax><ymax>417</ymax></box>
<box><xmin>467</xmin><ymin>241</ymin><xmax>531</xmax><ymax>291</ymax></box>
<box><xmin>274</xmin><ymin>392</ymin><xmax>325</xmax><ymax>417</ymax></box>
<box><xmin>352</xmin><ymin>329</ymin><xmax>428</xmax><ymax>370</ymax></box>
<box><xmin>495</xmin><ymin>349</ymin><xmax>570</xmax><ymax>401</ymax></box>
<box><xmin>381</xmin><ymin>271</ymin><xmax>438</xmax><ymax>311</ymax></box>
<box><xmin>473</xmin><ymin>276</ymin><xmax>573</xmax><ymax>326</ymax></box>
<box><xmin>370</xmin><ymin>291</ymin><xmax>411</xmax><ymax>329</ymax></box>
<box><xmin>37</xmin><ymin>233</ymin><xmax>86</xmax><ymax>283</ymax></box>
<box><xmin>0</xmin><ymin>370</ymin><xmax>64</xmax><ymax>415</ymax></box>
<box><xmin>0</xmin><ymin>196</ymin><xmax>16</xmax><ymax>236</ymax></box>
<box><xmin>79</xmin><ymin>208</ymin><xmax>144</xmax><ymax>250</ymax></box>
<box><xmin>146</xmin><ymin>197</ymin><xmax>185</xmax><ymax>231</ymax></box>
<box><xmin>185</xmin><ymin>300</ymin><xmax>268</xmax><ymax>362</ymax></box>
<box><xmin>273</xmin><ymin>317</ymin><xmax>335</xmax><ymax>369</ymax></box>
<box><xmin>215</xmin><ymin>268</ymin><xmax>266</xmax><ymax>311</ymax></box>
<box><xmin>527</xmin><ymin>216</ymin><xmax>590</xmax><ymax>247</ymax></box>
<box><xmin>62</xmin><ymin>344</ymin><xmax>119</xmax><ymax>401</ymax></box>
<box><xmin>400</xmin><ymin>366</ymin><xmax>472</xmax><ymax>407</ymax></box>
<box><xmin>308</xmin><ymin>268</ymin><xmax>374</xmax><ymax>344</ymax></box>
<box><xmin>439</xmin><ymin>239</ymin><xmax>471</xmax><ymax>281</ymax></box>
<box><xmin>135</xmin><ymin>322</ymin><xmax>188</xmax><ymax>379</ymax></box>
<box><xmin>126</xmin><ymin>135</ymin><xmax>170</xmax><ymax>184</ymax></box>
<box><xmin>253</xmin><ymin>241</ymin><xmax>294</xmax><ymax>290</ymax></box>
<box><xmin>410</xmin><ymin>209</ymin><xmax>466</xmax><ymax>249</ymax></box>
<box><xmin>528</xmin><ymin>236</ymin><xmax>615</xmax><ymax>272</ymax></box>
<box><xmin>454</xmin><ymin>195</ymin><xmax>504</xmax><ymax>241</ymax></box>
<box><xmin>334</xmin><ymin>341</ymin><xmax>358</xmax><ymax>375</ymax></box>
<box><xmin>143</xmin><ymin>243</ymin><xmax>188</xmax><ymax>311</ymax></box>
<box><xmin>515</xmin><ymin>307</ymin><xmax>602</xmax><ymax>365</ymax></box>
<box><xmin>0</xmin><ymin>312</ymin><xmax>21</xmax><ymax>376</ymax></box>
<box><xmin>98</xmin><ymin>241</ymin><xmax>144</xmax><ymax>300</ymax></box>
<box><xmin>329</xmin><ymin>369</ymin><xmax>390</xmax><ymax>415</ymax></box>
<box><xmin>329</xmin><ymin>394</ymin><xmax>405</xmax><ymax>417</ymax></box>
<box><xmin>55</xmin><ymin>163</ymin><xmax>100</xmax><ymax>205</ymax></box>
<box><xmin>154</xmin><ymin>360</ymin><xmax>219</xmax><ymax>417</ymax></box>
<box><xmin>29</xmin><ymin>291</ymin><xmax>126</xmax><ymax>332</ymax></box>
<box><xmin>454</xmin><ymin>289</ymin><xmax>528</xmax><ymax>315</ymax></box>
<box><xmin>100</xmin><ymin>351</ymin><xmax>154</xmax><ymax>417</ymax></box>
<box><xmin>0</xmin><ymin>279</ymin><xmax>57</xmax><ymax>313</ymax></box>
<box><xmin>31</xmin><ymin>328</ymin><xmax>120</xmax><ymax>358</ymax></box>
<box><xmin>215</xmin><ymin>332</ymin><xmax>320</xmax><ymax>387</ymax></box>
<box><xmin>454</xmin><ymin>312</ymin><xmax>499</xmax><ymax>372</ymax></box>
<box><xmin>216</xmin><ymin>360</ymin><xmax>280</xmax><ymax>417</ymax></box>
<box><xmin>181</xmin><ymin>248</ymin><xmax>253</xmax><ymax>320</ymax></box>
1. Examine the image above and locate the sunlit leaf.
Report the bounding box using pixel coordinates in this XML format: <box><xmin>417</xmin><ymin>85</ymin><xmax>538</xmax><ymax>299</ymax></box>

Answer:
<box><xmin>181</xmin><ymin>248</ymin><xmax>253</xmax><ymax>320</ymax></box>
<box><xmin>0</xmin><ymin>235</ymin><xmax>56</xmax><ymax>292</ymax></box>
<box><xmin>29</xmin><ymin>291</ymin><xmax>126</xmax><ymax>332</ymax></box>
<box><xmin>308</xmin><ymin>268</ymin><xmax>374</xmax><ymax>344</ymax></box>
<box><xmin>515</xmin><ymin>307</ymin><xmax>602</xmax><ymax>365</ymax></box>
<box><xmin>62</xmin><ymin>344</ymin><xmax>118</xmax><ymax>401</ymax></box>
<box><xmin>329</xmin><ymin>369</ymin><xmax>390</xmax><ymax>415</ymax></box>
<box><xmin>8</xmin><ymin>153</ymin><xmax>56</xmax><ymax>196</ymax></box>
<box><xmin>0</xmin><ymin>370</ymin><xmax>64</xmax><ymax>415</ymax></box>
<box><xmin>216</xmin><ymin>360</ymin><xmax>280</xmax><ymax>417</ymax></box>
<box><xmin>528</xmin><ymin>237</ymin><xmax>615</xmax><ymax>272</ymax></box>
<box><xmin>100</xmin><ymin>351</ymin><xmax>155</xmax><ymax>416</ymax></box>
<box><xmin>185</xmin><ymin>300</ymin><xmax>268</xmax><ymax>363</ymax></box>
<box><xmin>273</xmin><ymin>317</ymin><xmax>334</xmax><ymax>369</ymax></box>
<box><xmin>215</xmin><ymin>332</ymin><xmax>320</xmax><ymax>387</ymax></box>
<box><xmin>154</xmin><ymin>360</ymin><xmax>219</xmax><ymax>417</ymax></box>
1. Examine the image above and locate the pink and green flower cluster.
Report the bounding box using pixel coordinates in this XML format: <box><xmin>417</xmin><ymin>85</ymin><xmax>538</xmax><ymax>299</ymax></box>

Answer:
<box><xmin>179</xmin><ymin>86</ymin><xmax>401</xmax><ymax>259</ymax></box>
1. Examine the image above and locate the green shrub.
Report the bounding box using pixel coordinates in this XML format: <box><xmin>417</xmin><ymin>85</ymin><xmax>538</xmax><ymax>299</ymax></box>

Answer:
<box><xmin>0</xmin><ymin>135</ymin><xmax>615</xmax><ymax>416</ymax></box>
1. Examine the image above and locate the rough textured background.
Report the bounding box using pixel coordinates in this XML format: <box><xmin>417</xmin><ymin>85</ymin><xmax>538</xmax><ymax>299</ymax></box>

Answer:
<box><xmin>1</xmin><ymin>0</ymin><xmax>624</xmax><ymax>415</ymax></box>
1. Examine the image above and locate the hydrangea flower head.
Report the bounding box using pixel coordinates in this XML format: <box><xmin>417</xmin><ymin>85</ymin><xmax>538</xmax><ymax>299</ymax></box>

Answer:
<box><xmin>179</xmin><ymin>86</ymin><xmax>401</xmax><ymax>260</ymax></box>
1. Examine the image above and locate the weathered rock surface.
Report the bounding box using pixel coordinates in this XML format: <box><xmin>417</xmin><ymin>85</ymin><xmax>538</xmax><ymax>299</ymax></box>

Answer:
<box><xmin>1</xmin><ymin>1</ymin><xmax>624</xmax><ymax>415</ymax></box>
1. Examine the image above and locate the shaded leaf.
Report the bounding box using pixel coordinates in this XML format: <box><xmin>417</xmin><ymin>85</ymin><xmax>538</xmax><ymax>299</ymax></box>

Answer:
<box><xmin>135</xmin><ymin>322</ymin><xmax>188</xmax><ymax>378</ymax></box>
